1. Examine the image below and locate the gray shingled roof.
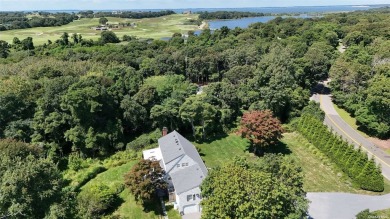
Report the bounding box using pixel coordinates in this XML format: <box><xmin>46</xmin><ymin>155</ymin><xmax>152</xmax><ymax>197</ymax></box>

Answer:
<box><xmin>176</xmin><ymin>132</ymin><xmax>208</xmax><ymax>175</ymax></box>
<box><xmin>158</xmin><ymin>131</ymin><xmax>185</xmax><ymax>164</ymax></box>
<box><xmin>169</xmin><ymin>164</ymin><xmax>206</xmax><ymax>194</ymax></box>
<box><xmin>158</xmin><ymin>131</ymin><xmax>208</xmax><ymax>194</ymax></box>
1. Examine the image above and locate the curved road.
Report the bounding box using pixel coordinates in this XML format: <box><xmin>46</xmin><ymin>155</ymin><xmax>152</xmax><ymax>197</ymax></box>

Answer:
<box><xmin>307</xmin><ymin>192</ymin><xmax>390</xmax><ymax>219</ymax></box>
<box><xmin>311</xmin><ymin>94</ymin><xmax>390</xmax><ymax>180</ymax></box>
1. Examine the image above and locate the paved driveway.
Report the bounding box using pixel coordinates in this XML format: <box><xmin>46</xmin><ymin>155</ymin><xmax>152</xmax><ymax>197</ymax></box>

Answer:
<box><xmin>307</xmin><ymin>192</ymin><xmax>390</xmax><ymax>219</ymax></box>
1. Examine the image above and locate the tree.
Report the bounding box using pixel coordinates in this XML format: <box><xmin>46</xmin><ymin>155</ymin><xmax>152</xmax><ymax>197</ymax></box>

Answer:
<box><xmin>99</xmin><ymin>17</ymin><xmax>108</xmax><ymax>25</ymax></box>
<box><xmin>201</xmin><ymin>155</ymin><xmax>308</xmax><ymax>219</ymax></box>
<box><xmin>60</xmin><ymin>32</ymin><xmax>69</xmax><ymax>45</ymax></box>
<box><xmin>72</xmin><ymin>33</ymin><xmax>79</xmax><ymax>44</ymax></box>
<box><xmin>124</xmin><ymin>159</ymin><xmax>167</xmax><ymax>203</ymax></box>
<box><xmin>179</xmin><ymin>95</ymin><xmax>218</xmax><ymax>139</ymax></box>
<box><xmin>60</xmin><ymin>76</ymin><xmax>123</xmax><ymax>156</ymax></box>
<box><xmin>100</xmin><ymin>31</ymin><xmax>120</xmax><ymax>44</ymax></box>
<box><xmin>0</xmin><ymin>40</ymin><xmax>10</xmax><ymax>58</ymax></box>
<box><xmin>302</xmin><ymin>101</ymin><xmax>325</xmax><ymax>121</ymax></box>
<box><xmin>0</xmin><ymin>140</ymin><xmax>63</xmax><ymax>219</ymax></box>
<box><xmin>238</xmin><ymin>110</ymin><xmax>283</xmax><ymax>155</ymax></box>
<box><xmin>21</xmin><ymin>37</ymin><xmax>34</xmax><ymax>50</ymax></box>
<box><xmin>77</xmin><ymin>183</ymin><xmax>117</xmax><ymax>218</ymax></box>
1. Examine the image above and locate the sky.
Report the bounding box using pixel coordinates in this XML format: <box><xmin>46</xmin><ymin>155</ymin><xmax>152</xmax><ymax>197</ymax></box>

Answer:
<box><xmin>0</xmin><ymin>0</ymin><xmax>389</xmax><ymax>11</ymax></box>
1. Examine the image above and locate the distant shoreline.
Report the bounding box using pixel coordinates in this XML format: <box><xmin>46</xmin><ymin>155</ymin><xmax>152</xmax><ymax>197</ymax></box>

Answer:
<box><xmin>1</xmin><ymin>4</ymin><xmax>389</xmax><ymax>13</ymax></box>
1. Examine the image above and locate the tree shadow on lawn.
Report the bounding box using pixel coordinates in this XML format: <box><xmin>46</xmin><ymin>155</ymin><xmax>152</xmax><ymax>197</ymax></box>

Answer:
<box><xmin>142</xmin><ymin>198</ymin><xmax>164</xmax><ymax>216</ymax></box>
<box><xmin>185</xmin><ymin>132</ymin><xmax>229</xmax><ymax>144</ymax></box>
<box><xmin>246</xmin><ymin>140</ymin><xmax>292</xmax><ymax>156</ymax></box>
<box><xmin>105</xmin><ymin>195</ymin><xmax>125</xmax><ymax>216</ymax></box>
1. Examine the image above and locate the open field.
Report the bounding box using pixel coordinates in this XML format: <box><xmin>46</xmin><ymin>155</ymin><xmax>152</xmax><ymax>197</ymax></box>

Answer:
<box><xmin>195</xmin><ymin>132</ymin><xmax>390</xmax><ymax>194</ymax></box>
<box><xmin>0</xmin><ymin>14</ymin><xmax>200</xmax><ymax>45</ymax></box>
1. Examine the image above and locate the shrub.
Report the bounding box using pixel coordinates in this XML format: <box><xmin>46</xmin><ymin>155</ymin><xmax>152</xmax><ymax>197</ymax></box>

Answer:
<box><xmin>68</xmin><ymin>153</ymin><xmax>84</xmax><ymax>171</ymax></box>
<box><xmin>126</xmin><ymin>128</ymin><xmax>161</xmax><ymax>151</ymax></box>
<box><xmin>77</xmin><ymin>183</ymin><xmax>117</xmax><ymax>218</ymax></box>
<box><xmin>103</xmin><ymin>150</ymin><xmax>139</xmax><ymax>168</ymax></box>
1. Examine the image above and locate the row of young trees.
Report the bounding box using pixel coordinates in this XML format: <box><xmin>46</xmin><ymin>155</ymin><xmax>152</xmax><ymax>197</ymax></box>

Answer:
<box><xmin>294</xmin><ymin>115</ymin><xmax>384</xmax><ymax>191</ymax></box>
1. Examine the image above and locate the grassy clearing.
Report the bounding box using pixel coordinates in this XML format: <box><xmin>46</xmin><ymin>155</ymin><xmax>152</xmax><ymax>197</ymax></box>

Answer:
<box><xmin>333</xmin><ymin>103</ymin><xmax>369</xmax><ymax>138</ymax></box>
<box><xmin>0</xmin><ymin>14</ymin><xmax>200</xmax><ymax>45</ymax></box>
<box><xmin>195</xmin><ymin>132</ymin><xmax>390</xmax><ymax>194</ymax></box>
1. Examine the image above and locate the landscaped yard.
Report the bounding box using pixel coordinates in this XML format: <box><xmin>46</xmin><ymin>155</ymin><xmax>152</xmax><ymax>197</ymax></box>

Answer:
<box><xmin>0</xmin><ymin>14</ymin><xmax>200</xmax><ymax>45</ymax></box>
<box><xmin>80</xmin><ymin>160</ymin><xmax>181</xmax><ymax>219</ymax></box>
<box><xmin>195</xmin><ymin>132</ymin><xmax>390</xmax><ymax>194</ymax></box>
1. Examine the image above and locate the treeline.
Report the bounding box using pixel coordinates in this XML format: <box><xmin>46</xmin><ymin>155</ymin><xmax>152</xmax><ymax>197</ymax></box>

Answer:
<box><xmin>94</xmin><ymin>10</ymin><xmax>176</xmax><ymax>19</ymax></box>
<box><xmin>198</xmin><ymin>11</ymin><xmax>269</xmax><ymax>20</ymax></box>
<box><xmin>1</xmin><ymin>9</ymin><xmax>389</xmax><ymax>160</ymax></box>
<box><xmin>294</xmin><ymin>115</ymin><xmax>384</xmax><ymax>192</ymax></box>
<box><xmin>0</xmin><ymin>12</ymin><xmax>78</xmax><ymax>31</ymax></box>
<box><xmin>330</xmin><ymin>36</ymin><xmax>390</xmax><ymax>138</ymax></box>
<box><xmin>327</xmin><ymin>9</ymin><xmax>390</xmax><ymax>138</ymax></box>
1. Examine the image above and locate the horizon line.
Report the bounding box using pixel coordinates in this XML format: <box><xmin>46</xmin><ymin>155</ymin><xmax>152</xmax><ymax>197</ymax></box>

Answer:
<box><xmin>1</xmin><ymin>4</ymin><xmax>389</xmax><ymax>12</ymax></box>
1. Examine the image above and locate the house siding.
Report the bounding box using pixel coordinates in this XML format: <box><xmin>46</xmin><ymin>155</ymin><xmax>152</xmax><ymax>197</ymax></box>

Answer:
<box><xmin>177</xmin><ymin>187</ymin><xmax>202</xmax><ymax>214</ymax></box>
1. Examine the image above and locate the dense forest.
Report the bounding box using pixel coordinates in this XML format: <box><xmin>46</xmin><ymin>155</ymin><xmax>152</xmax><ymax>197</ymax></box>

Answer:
<box><xmin>94</xmin><ymin>10</ymin><xmax>176</xmax><ymax>19</ymax></box>
<box><xmin>198</xmin><ymin>11</ymin><xmax>270</xmax><ymax>20</ymax></box>
<box><xmin>0</xmin><ymin>8</ymin><xmax>390</xmax><ymax>218</ymax></box>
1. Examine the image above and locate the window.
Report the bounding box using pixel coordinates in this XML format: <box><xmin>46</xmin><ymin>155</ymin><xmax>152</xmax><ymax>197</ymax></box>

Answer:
<box><xmin>187</xmin><ymin>195</ymin><xmax>192</xmax><ymax>201</ymax></box>
<box><xmin>176</xmin><ymin>164</ymin><xmax>180</xmax><ymax>168</ymax></box>
<box><xmin>181</xmin><ymin>163</ymin><xmax>189</xmax><ymax>167</ymax></box>
<box><xmin>193</xmin><ymin>194</ymin><xmax>196</xmax><ymax>200</ymax></box>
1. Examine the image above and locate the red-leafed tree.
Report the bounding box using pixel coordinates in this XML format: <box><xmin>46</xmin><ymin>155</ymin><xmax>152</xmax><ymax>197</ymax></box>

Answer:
<box><xmin>238</xmin><ymin>110</ymin><xmax>283</xmax><ymax>155</ymax></box>
<box><xmin>124</xmin><ymin>159</ymin><xmax>167</xmax><ymax>204</ymax></box>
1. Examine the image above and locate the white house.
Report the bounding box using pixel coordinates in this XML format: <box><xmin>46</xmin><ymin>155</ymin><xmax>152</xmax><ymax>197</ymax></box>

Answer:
<box><xmin>143</xmin><ymin>128</ymin><xmax>208</xmax><ymax>218</ymax></box>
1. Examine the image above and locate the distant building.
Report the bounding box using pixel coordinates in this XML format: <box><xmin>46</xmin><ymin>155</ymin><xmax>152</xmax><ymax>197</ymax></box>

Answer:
<box><xmin>183</xmin><ymin>11</ymin><xmax>192</xmax><ymax>15</ymax></box>
<box><xmin>92</xmin><ymin>25</ymin><xmax>108</xmax><ymax>31</ymax></box>
<box><xmin>143</xmin><ymin>128</ymin><xmax>207</xmax><ymax>218</ymax></box>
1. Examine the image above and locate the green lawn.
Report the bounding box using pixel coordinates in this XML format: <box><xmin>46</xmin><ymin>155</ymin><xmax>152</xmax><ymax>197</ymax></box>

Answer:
<box><xmin>194</xmin><ymin>134</ymin><xmax>251</xmax><ymax>168</ymax></box>
<box><xmin>81</xmin><ymin>160</ymin><xmax>181</xmax><ymax>219</ymax></box>
<box><xmin>195</xmin><ymin>132</ymin><xmax>390</xmax><ymax>194</ymax></box>
<box><xmin>0</xmin><ymin>14</ymin><xmax>200</xmax><ymax>45</ymax></box>
<box><xmin>333</xmin><ymin>103</ymin><xmax>369</xmax><ymax>138</ymax></box>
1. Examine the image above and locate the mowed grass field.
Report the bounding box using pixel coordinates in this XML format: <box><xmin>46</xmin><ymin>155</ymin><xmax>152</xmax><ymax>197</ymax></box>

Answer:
<box><xmin>195</xmin><ymin>132</ymin><xmax>390</xmax><ymax>194</ymax></box>
<box><xmin>0</xmin><ymin>14</ymin><xmax>200</xmax><ymax>45</ymax></box>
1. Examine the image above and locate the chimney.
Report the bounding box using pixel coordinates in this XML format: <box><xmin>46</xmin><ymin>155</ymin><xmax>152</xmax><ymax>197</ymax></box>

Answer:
<box><xmin>162</xmin><ymin>127</ymin><xmax>168</xmax><ymax>136</ymax></box>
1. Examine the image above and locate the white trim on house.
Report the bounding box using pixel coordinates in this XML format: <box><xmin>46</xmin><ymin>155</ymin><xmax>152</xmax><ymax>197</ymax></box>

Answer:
<box><xmin>143</xmin><ymin>131</ymin><xmax>207</xmax><ymax>218</ymax></box>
